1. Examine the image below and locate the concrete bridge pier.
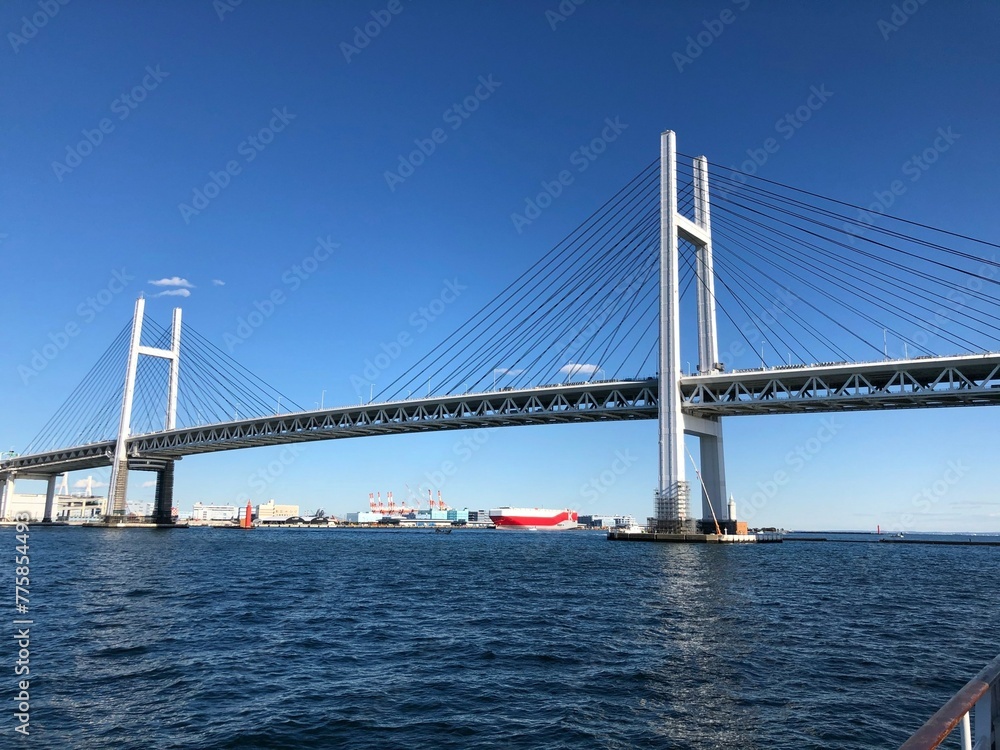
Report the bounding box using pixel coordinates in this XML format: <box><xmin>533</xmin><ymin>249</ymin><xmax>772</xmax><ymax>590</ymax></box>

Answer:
<box><xmin>0</xmin><ymin>474</ymin><xmax>13</xmax><ymax>521</ymax></box>
<box><xmin>683</xmin><ymin>413</ymin><xmax>729</xmax><ymax>531</ymax></box>
<box><xmin>0</xmin><ymin>472</ymin><xmax>62</xmax><ymax>522</ymax></box>
<box><xmin>153</xmin><ymin>461</ymin><xmax>175</xmax><ymax>525</ymax></box>
<box><xmin>42</xmin><ymin>475</ymin><xmax>57</xmax><ymax>523</ymax></box>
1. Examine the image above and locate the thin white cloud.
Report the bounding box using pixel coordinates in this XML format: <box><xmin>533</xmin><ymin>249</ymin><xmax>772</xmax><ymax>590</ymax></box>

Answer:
<box><xmin>73</xmin><ymin>478</ymin><xmax>105</xmax><ymax>488</ymax></box>
<box><xmin>494</xmin><ymin>367</ymin><xmax>525</xmax><ymax>376</ymax></box>
<box><xmin>149</xmin><ymin>277</ymin><xmax>194</xmax><ymax>288</ymax></box>
<box><xmin>212</xmin><ymin>279</ymin><xmax>226</xmax><ymax>286</ymax></box>
<box><xmin>560</xmin><ymin>362</ymin><xmax>601</xmax><ymax>377</ymax></box>
<box><xmin>141</xmin><ymin>480</ymin><xmax>156</xmax><ymax>488</ymax></box>
<box><xmin>154</xmin><ymin>289</ymin><xmax>191</xmax><ymax>298</ymax></box>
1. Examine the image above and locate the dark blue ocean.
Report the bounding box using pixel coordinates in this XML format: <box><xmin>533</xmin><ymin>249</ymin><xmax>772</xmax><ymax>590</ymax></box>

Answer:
<box><xmin>12</xmin><ymin>527</ymin><xmax>1000</xmax><ymax>749</ymax></box>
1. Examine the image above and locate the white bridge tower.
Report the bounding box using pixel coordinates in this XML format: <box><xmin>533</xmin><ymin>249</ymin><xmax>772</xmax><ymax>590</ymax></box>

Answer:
<box><xmin>105</xmin><ymin>296</ymin><xmax>181</xmax><ymax>521</ymax></box>
<box><xmin>654</xmin><ymin>131</ymin><xmax>729</xmax><ymax>532</ymax></box>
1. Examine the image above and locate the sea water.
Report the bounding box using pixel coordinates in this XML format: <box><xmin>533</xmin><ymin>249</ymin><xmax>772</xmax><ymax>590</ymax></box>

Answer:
<box><xmin>18</xmin><ymin>526</ymin><xmax>1000</xmax><ymax>748</ymax></box>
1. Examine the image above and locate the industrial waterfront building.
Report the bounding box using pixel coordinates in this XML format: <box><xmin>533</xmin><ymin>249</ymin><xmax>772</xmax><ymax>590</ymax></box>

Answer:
<box><xmin>191</xmin><ymin>503</ymin><xmax>238</xmax><ymax>521</ymax></box>
<box><xmin>1</xmin><ymin>474</ymin><xmax>105</xmax><ymax>521</ymax></box>
<box><xmin>578</xmin><ymin>514</ymin><xmax>639</xmax><ymax>530</ymax></box>
<box><xmin>255</xmin><ymin>499</ymin><xmax>300</xmax><ymax>521</ymax></box>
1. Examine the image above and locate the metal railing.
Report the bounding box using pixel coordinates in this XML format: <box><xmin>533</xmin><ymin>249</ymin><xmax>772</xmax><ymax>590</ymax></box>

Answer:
<box><xmin>901</xmin><ymin>654</ymin><xmax>1000</xmax><ymax>750</ymax></box>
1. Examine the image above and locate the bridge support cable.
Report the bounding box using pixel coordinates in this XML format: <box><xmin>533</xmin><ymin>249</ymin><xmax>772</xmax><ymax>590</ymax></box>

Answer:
<box><xmin>412</xmin><ymin>182</ymin><xmax>659</xmax><ymax>395</ymax></box>
<box><xmin>713</xmin><ymin>218</ymin><xmax>993</xmax><ymax>354</ymax></box>
<box><xmin>701</xmin><ymin>227</ymin><xmax>852</xmax><ymax>362</ymax></box>
<box><xmin>378</xmin><ymin>162</ymin><xmax>656</xmax><ymax>399</ymax></box>
<box><xmin>712</xmin><ymin>215</ymin><xmax>994</xmax><ymax>357</ymax></box>
<box><xmin>713</xmin><ymin>192</ymin><xmax>1000</xmax><ymax>302</ymax></box>
<box><xmin>691</xmin><ymin>249</ymin><xmax>818</xmax><ymax>367</ymax></box>
<box><xmin>22</xmin><ymin>322</ymin><xmax>132</xmax><ymax>455</ymax></box>
<box><xmin>711</xmin><ymin>226</ymin><xmax>931</xmax><ymax>357</ymax></box>
<box><xmin>138</xmin><ymin>317</ymin><xmax>304</xmax><ymax>427</ymax></box>
<box><xmin>490</xmin><ymin>217</ymin><xmax>659</xmax><ymax>390</ymax></box>
<box><xmin>709</xmin><ymin>209</ymin><xmax>1000</xmax><ymax>341</ymax></box>
<box><xmin>385</xmin><ymin>164</ymin><xmax>658</xmax><ymax>397</ymax></box>
<box><xmin>496</xmin><ymin>222</ymin><xmax>661</xmax><ymax>391</ymax></box>
<box><xmin>574</xmin><ymin>249</ymin><xmax>664</xmax><ymax>381</ymax></box>
<box><xmin>697</xmin><ymin>161</ymin><xmax>1000</xmax><ymax>263</ymax></box>
<box><xmin>141</xmin><ymin>318</ymin><xmax>252</xmax><ymax>429</ymax></box>
<box><xmin>377</xmin><ymin>160</ymin><xmax>664</xmax><ymax>401</ymax></box>
<box><xmin>611</xmin><ymin>257</ymin><xmax>697</xmax><ymax>381</ymax></box>
<box><xmin>674</xmin><ymin>162</ymin><xmax>1000</xmax><ymax>361</ymax></box>
<box><xmin>713</xmin><ymin>193</ymin><xmax>1000</xmax><ymax>314</ymax></box>
<box><xmin>22</xmin><ymin>305</ymin><xmax>306</xmax><ymax>460</ymax></box>
<box><xmin>709</xmin><ymin>247</ymin><xmax>852</xmax><ymax>363</ymax></box>
<box><xmin>447</xmin><ymin>209</ymin><xmax>660</xmax><ymax>393</ymax></box>
<box><xmin>713</xmin><ymin>231</ymin><xmax>938</xmax><ymax>358</ymax></box>
<box><xmin>182</xmin><ymin>325</ymin><xmax>303</xmax><ymax>412</ymax></box>
<box><xmin>679</xmin><ymin>149</ymin><xmax>1000</xmax><ymax>256</ymax></box>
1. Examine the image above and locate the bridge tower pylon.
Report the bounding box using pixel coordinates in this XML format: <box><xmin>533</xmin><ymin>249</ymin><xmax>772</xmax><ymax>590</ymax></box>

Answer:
<box><xmin>105</xmin><ymin>296</ymin><xmax>181</xmax><ymax>521</ymax></box>
<box><xmin>653</xmin><ymin>130</ymin><xmax>728</xmax><ymax>533</ymax></box>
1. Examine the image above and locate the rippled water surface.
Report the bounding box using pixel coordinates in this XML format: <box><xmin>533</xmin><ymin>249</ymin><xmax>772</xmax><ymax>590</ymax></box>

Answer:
<box><xmin>18</xmin><ymin>527</ymin><xmax>1000</xmax><ymax>748</ymax></box>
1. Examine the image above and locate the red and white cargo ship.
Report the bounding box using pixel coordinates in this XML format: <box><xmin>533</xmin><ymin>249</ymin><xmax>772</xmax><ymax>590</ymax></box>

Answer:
<box><xmin>488</xmin><ymin>507</ymin><xmax>579</xmax><ymax>530</ymax></box>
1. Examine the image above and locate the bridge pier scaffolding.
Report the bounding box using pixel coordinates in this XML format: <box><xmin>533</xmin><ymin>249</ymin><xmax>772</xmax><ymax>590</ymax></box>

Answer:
<box><xmin>104</xmin><ymin>296</ymin><xmax>182</xmax><ymax>526</ymax></box>
<box><xmin>122</xmin><ymin>457</ymin><xmax>178</xmax><ymax>525</ymax></box>
<box><xmin>650</xmin><ymin>131</ymin><xmax>733</xmax><ymax>535</ymax></box>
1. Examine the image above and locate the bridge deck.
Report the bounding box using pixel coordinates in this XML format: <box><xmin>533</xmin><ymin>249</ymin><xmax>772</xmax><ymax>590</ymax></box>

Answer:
<box><xmin>3</xmin><ymin>353</ymin><xmax>998</xmax><ymax>476</ymax></box>
<box><xmin>682</xmin><ymin>352</ymin><xmax>1000</xmax><ymax>416</ymax></box>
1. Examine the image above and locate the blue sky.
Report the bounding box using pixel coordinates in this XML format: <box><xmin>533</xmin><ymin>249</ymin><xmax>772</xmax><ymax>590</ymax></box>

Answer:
<box><xmin>2</xmin><ymin>0</ymin><xmax>998</xmax><ymax>530</ymax></box>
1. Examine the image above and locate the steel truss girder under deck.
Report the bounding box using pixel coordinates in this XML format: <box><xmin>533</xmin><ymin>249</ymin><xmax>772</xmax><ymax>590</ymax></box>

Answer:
<box><xmin>680</xmin><ymin>353</ymin><xmax>1000</xmax><ymax>416</ymax></box>
<box><xmin>0</xmin><ymin>381</ymin><xmax>659</xmax><ymax>474</ymax></box>
<box><xmin>3</xmin><ymin>353</ymin><xmax>998</xmax><ymax>478</ymax></box>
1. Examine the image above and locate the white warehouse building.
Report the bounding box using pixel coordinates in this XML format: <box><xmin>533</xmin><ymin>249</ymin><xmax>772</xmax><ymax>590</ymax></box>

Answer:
<box><xmin>191</xmin><ymin>503</ymin><xmax>238</xmax><ymax>521</ymax></box>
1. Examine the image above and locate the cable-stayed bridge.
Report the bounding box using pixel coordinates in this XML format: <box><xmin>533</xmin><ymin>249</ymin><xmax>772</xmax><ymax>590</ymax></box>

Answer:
<box><xmin>3</xmin><ymin>131</ymin><xmax>999</xmax><ymax>529</ymax></box>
